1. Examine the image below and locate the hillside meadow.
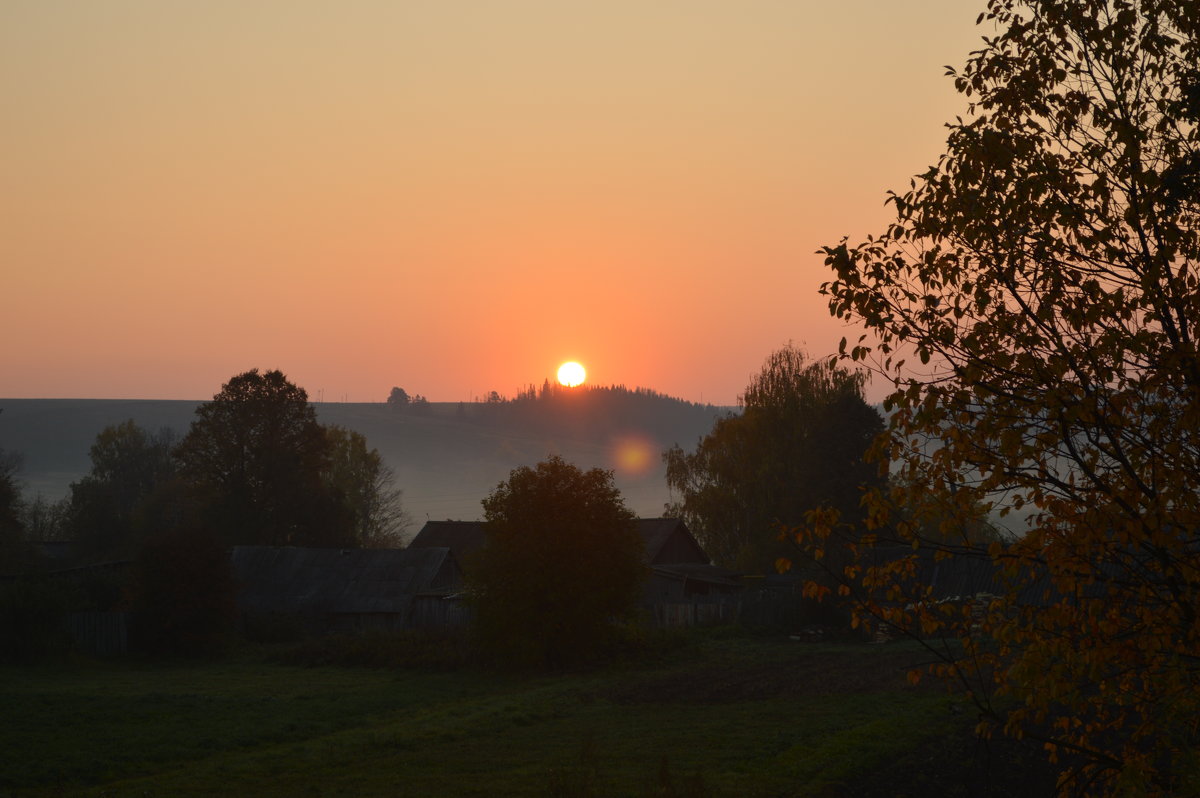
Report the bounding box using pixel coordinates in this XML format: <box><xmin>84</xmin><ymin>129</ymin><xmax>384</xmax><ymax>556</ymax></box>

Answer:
<box><xmin>0</xmin><ymin>632</ymin><xmax>1056</xmax><ymax>797</ymax></box>
<box><xmin>0</xmin><ymin>393</ymin><xmax>728</xmax><ymax>525</ymax></box>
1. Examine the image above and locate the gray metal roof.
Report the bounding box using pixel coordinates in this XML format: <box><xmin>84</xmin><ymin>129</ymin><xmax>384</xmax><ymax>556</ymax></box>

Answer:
<box><xmin>231</xmin><ymin>545</ymin><xmax>460</xmax><ymax>615</ymax></box>
<box><xmin>410</xmin><ymin>517</ymin><xmax>712</xmax><ymax>569</ymax></box>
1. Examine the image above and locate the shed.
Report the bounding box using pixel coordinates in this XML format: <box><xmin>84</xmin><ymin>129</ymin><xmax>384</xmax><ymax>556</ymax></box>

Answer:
<box><xmin>637</xmin><ymin>517</ymin><xmax>710</xmax><ymax>566</ymax></box>
<box><xmin>636</xmin><ymin>519</ymin><xmax>741</xmax><ymax>605</ymax></box>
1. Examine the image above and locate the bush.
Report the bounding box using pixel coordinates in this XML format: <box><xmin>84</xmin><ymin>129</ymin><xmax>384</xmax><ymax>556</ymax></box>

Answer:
<box><xmin>0</xmin><ymin>579</ymin><xmax>73</xmax><ymax>662</ymax></box>
<box><xmin>468</xmin><ymin>457</ymin><xmax>645</xmax><ymax>669</ymax></box>
<box><xmin>130</xmin><ymin>528</ymin><xmax>236</xmax><ymax>656</ymax></box>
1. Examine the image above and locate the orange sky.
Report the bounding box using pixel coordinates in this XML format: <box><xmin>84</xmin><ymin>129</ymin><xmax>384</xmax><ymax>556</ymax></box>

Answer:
<box><xmin>2</xmin><ymin>1</ymin><xmax>987</xmax><ymax>405</ymax></box>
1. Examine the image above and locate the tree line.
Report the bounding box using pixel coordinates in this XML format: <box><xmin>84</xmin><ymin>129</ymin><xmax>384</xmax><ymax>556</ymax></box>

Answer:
<box><xmin>1</xmin><ymin>369</ymin><xmax>409</xmax><ymax>655</ymax></box>
<box><xmin>3</xmin><ymin>369</ymin><xmax>408</xmax><ymax>566</ymax></box>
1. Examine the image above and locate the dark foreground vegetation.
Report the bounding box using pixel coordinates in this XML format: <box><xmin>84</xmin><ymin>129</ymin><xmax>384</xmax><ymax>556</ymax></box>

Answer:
<box><xmin>0</xmin><ymin>630</ymin><xmax>1057</xmax><ymax>798</ymax></box>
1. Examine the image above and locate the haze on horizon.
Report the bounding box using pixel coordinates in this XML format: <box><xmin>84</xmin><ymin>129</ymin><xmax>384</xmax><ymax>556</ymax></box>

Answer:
<box><xmin>2</xmin><ymin>1</ymin><xmax>987</xmax><ymax>405</ymax></box>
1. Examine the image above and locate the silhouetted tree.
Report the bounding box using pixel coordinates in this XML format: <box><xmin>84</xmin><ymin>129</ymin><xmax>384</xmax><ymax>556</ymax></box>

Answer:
<box><xmin>323</xmin><ymin>425</ymin><xmax>411</xmax><ymax>547</ymax></box>
<box><xmin>387</xmin><ymin>386</ymin><xmax>410</xmax><ymax>408</ymax></box>
<box><xmin>175</xmin><ymin>369</ymin><xmax>353</xmax><ymax>547</ymax></box>
<box><xmin>468</xmin><ymin>456</ymin><xmax>644</xmax><ymax>668</ymax></box>
<box><xmin>20</xmin><ymin>494</ymin><xmax>71</xmax><ymax>543</ymax></box>
<box><xmin>806</xmin><ymin>1</ymin><xmax>1200</xmax><ymax>792</ymax></box>
<box><xmin>0</xmin><ymin>450</ymin><xmax>30</xmax><ymax>573</ymax></box>
<box><xmin>66</xmin><ymin>420</ymin><xmax>178</xmax><ymax>560</ymax></box>
<box><xmin>664</xmin><ymin>345</ymin><xmax>884</xmax><ymax>574</ymax></box>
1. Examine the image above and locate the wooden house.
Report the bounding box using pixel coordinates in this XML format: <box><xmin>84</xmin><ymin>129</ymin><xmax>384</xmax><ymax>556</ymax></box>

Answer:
<box><xmin>635</xmin><ymin>517</ymin><xmax>741</xmax><ymax>604</ymax></box>
<box><xmin>410</xmin><ymin>518</ymin><xmax>741</xmax><ymax>622</ymax></box>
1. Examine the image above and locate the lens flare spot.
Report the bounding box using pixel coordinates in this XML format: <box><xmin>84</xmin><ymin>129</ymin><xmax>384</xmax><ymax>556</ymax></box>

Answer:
<box><xmin>613</xmin><ymin>436</ymin><xmax>655</xmax><ymax>476</ymax></box>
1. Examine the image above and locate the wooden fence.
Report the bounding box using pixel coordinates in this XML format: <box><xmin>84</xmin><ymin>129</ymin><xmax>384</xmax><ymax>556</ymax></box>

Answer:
<box><xmin>65</xmin><ymin>611</ymin><xmax>128</xmax><ymax>656</ymax></box>
<box><xmin>651</xmin><ymin>600</ymin><xmax>740</xmax><ymax>629</ymax></box>
<box><xmin>408</xmin><ymin>596</ymin><xmax>472</xmax><ymax>629</ymax></box>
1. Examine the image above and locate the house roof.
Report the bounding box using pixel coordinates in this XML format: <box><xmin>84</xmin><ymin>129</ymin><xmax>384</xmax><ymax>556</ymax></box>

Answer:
<box><xmin>410</xmin><ymin>517</ymin><xmax>714</xmax><ymax>569</ymax></box>
<box><xmin>231</xmin><ymin>545</ymin><xmax>460</xmax><ymax>615</ymax></box>
<box><xmin>408</xmin><ymin>521</ymin><xmax>487</xmax><ymax>567</ymax></box>
<box><xmin>650</xmin><ymin>562</ymin><xmax>742</xmax><ymax>588</ymax></box>
<box><xmin>636</xmin><ymin>518</ymin><xmax>710</xmax><ymax>566</ymax></box>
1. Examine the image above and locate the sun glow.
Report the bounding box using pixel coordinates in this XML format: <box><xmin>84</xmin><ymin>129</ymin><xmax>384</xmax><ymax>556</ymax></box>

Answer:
<box><xmin>557</xmin><ymin>361</ymin><xmax>586</xmax><ymax>387</ymax></box>
<box><xmin>613</xmin><ymin>435</ymin><xmax>655</xmax><ymax>476</ymax></box>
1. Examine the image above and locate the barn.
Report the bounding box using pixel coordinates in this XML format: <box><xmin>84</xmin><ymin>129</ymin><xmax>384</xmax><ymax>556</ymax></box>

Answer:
<box><xmin>231</xmin><ymin>545</ymin><xmax>465</xmax><ymax>635</ymax></box>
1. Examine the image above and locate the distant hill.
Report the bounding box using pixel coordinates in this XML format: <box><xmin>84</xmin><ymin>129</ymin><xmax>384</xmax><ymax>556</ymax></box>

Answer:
<box><xmin>0</xmin><ymin>388</ymin><xmax>732</xmax><ymax>537</ymax></box>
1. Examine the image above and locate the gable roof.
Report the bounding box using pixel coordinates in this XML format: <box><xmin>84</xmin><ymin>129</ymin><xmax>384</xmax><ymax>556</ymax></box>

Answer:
<box><xmin>410</xmin><ymin>517</ymin><xmax>712</xmax><ymax>568</ymax></box>
<box><xmin>636</xmin><ymin>518</ymin><xmax>710</xmax><ymax>566</ymax></box>
<box><xmin>231</xmin><ymin>546</ymin><xmax>460</xmax><ymax>616</ymax></box>
<box><xmin>408</xmin><ymin>521</ymin><xmax>487</xmax><ymax>566</ymax></box>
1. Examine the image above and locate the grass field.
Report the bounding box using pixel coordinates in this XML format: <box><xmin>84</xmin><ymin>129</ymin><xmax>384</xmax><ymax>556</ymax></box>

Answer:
<box><xmin>0</xmin><ymin>632</ymin><xmax>1052</xmax><ymax>797</ymax></box>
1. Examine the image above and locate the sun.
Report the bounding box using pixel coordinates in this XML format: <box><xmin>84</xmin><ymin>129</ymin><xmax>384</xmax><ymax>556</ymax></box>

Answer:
<box><xmin>557</xmin><ymin>361</ymin><xmax>586</xmax><ymax>387</ymax></box>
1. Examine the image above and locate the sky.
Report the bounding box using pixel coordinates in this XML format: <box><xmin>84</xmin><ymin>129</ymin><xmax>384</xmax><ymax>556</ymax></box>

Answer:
<box><xmin>3</xmin><ymin>0</ymin><xmax>989</xmax><ymax>405</ymax></box>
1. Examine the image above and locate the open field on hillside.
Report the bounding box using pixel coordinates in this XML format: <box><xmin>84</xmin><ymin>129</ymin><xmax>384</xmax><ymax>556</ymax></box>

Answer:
<box><xmin>0</xmin><ymin>634</ymin><xmax>1055</xmax><ymax>797</ymax></box>
<box><xmin>0</xmin><ymin>397</ymin><xmax>727</xmax><ymax>524</ymax></box>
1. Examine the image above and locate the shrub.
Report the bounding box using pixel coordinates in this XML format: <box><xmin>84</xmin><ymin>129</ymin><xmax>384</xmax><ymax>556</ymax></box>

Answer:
<box><xmin>468</xmin><ymin>457</ymin><xmax>645</xmax><ymax>669</ymax></box>
<box><xmin>0</xmin><ymin>578</ymin><xmax>73</xmax><ymax>662</ymax></box>
<box><xmin>130</xmin><ymin>527</ymin><xmax>236</xmax><ymax>656</ymax></box>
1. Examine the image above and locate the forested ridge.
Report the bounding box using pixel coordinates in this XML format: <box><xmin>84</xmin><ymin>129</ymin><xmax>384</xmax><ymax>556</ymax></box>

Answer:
<box><xmin>0</xmin><ymin>385</ymin><xmax>730</xmax><ymax>524</ymax></box>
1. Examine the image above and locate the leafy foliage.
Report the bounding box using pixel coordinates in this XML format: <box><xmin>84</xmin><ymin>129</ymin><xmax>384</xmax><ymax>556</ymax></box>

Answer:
<box><xmin>175</xmin><ymin>369</ymin><xmax>353</xmax><ymax>547</ymax></box>
<box><xmin>19</xmin><ymin>493</ymin><xmax>71</xmax><ymax>544</ymax></box>
<box><xmin>386</xmin><ymin>386</ymin><xmax>410</xmax><ymax>407</ymax></box>
<box><xmin>664</xmin><ymin>345</ymin><xmax>884</xmax><ymax>573</ymax></box>
<box><xmin>323</xmin><ymin>425</ymin><xmax>411</xmax><ymax>547</ymax></box>
<box><xmin>387</xmin><ymin>386</ymin><xmax>432</xmax><ymax>413</ymax></box>
<box><xmin>0</xmin><ymin>449</ymin><xmax>30</xmax><ymax>573</ymax></box>
<box><xmin>66</xmin><ymin>420</ymin><xmax>178</xmax><ymax>560</ymax></box>
<box><xmin>805</xmin><ymin>1</ymin><xmax>1200</xmax><ymax>793</ymax></box>
<box><xmin>130</xmin><ymin>525</ymin><xmax>237</xmax><ymax>656</ymax></box>
<box><xmin>0</xmin><ymin>578</ymin><xmax>72</xmax><ymax>662</ymax></box>
<box><xmin>468</xmin><ymin>456</ymin><xmax>644</xmax><ymax>668</ymax></box>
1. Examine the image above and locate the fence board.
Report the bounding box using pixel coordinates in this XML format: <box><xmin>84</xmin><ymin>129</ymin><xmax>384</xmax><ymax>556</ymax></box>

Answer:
<box><xmin>652</xmin><ymin>601</ymin><xmax>739</xmax><ymax>628</ymax></box>
<box><xmin>66</xmin><ymin>611</ymin><xmax>128</xmax><ymax>656</ymax></box>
